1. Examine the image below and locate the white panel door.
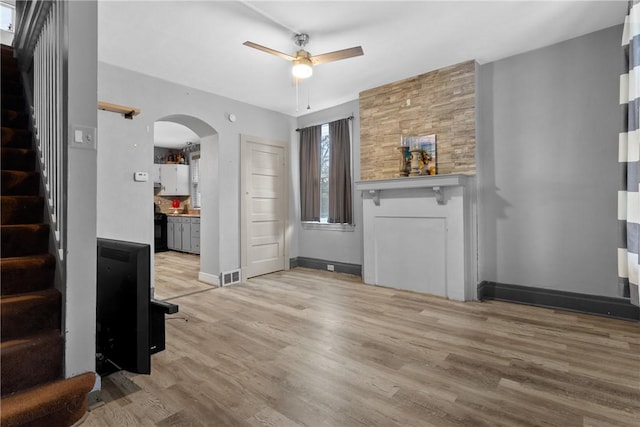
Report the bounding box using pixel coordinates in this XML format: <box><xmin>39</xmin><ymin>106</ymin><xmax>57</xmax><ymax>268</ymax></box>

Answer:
<box><xmin>241</xmin><ymin>135</ymin><xmax>288</xmax><ymax>279</ymax></box>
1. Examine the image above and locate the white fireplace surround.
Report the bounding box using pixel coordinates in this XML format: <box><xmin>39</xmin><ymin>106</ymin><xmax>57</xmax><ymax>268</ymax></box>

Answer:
<box><xmin>356</xmin><ymin>174</ymin><xmax>477</xmax><ymax>301</ymax></box>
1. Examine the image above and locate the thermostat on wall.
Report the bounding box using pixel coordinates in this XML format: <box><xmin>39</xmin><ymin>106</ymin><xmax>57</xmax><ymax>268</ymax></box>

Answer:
<box><xmin>133</xmin><ymin>172</ymin><xmax>149</xmax><ymax>182</ymax></box>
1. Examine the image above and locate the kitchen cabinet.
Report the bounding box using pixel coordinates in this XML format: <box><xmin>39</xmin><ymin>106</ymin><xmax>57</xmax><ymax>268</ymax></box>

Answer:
<box><xmin>167</xmin><ymin>217</ymin><xmax>175</xmax><ymax>249</ymax></box>
<box><xmin>157</xmin><ymin>164</ymin><xmax>189</xmax><ymax>196</ymax></box>
<box><xmin>190</xmin><ymin>218</ymin><xmax>200</xmax><ymax>253</ymax></box>
<box><xmin>152</xmin><ymin>165</ymin><xmax>161</xmax><ymax>184</ymax></box>
<box><xmin>175</xmin><ymin>218</ymin><xmax>191</xmax><ymax>253</ymax></box>
<box><xmin>167</xmin><ymin>216</ymin><xmax>200</xmax><ymax>254</ymax></box>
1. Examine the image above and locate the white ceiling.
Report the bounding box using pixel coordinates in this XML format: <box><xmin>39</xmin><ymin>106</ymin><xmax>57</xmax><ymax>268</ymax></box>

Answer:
<box><xmin>154</xmin><ymin>121</ymin><xmax>200</xmax><ymax>148</ymax></box>
<box><xmin>98</xmin><ymin>1</ymin><xmax>626</xmax><ymax>119</ymax></box>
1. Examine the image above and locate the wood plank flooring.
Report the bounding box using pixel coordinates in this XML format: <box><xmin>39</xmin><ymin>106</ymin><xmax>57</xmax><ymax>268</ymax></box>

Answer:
<box><xmin>84</xmin><ymin>254</ymin><xmax>640</xmax><ymax>426</ymax></box>
<box><xmin>153</xmin><ymin>251</ymin><xmax>214</xmax><ymax>300</ymax></box>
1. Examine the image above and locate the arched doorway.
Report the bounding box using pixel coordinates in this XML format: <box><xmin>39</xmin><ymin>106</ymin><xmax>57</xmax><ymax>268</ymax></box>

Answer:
<box><xmin>152</xmin><ymin>114</ymin><xmax>220</xmax><ymax>296</ymax></box>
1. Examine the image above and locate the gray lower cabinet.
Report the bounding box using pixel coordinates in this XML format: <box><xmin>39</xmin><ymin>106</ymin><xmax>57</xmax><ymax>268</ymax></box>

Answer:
<box><xmin>190</xmin><ymin>218</ymin><xmax>200</xmax><ymax>253</ymax></box>
<box><xmin>167</xmin><ymin>216</ymin><xmax>200</xmax><ymax>254</ymax></box>
<box><xmin>175</xmin><ymin>218</ymin><xmax>191</xmax><ymax>253</ymax></box>
<box><xmin>167</xmin><ymin>218</ymin><xmax>175</xmax><ymax>249</ymax></box>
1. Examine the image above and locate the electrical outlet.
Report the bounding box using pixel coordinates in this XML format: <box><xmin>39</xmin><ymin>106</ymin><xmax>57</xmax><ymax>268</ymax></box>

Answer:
<box><xmin>327</xmin><ymin>264</ymin><xmax>335</xmax><ymax>272</ymax></box>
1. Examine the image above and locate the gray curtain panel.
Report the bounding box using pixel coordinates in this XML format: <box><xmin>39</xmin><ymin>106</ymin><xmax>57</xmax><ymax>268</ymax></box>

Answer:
<box><xmin>328</xmin><ymin>119</ymin><xmax>352</xmax><ymax>224</ymax></box>
<box><xmin>619</xmin><ymin>0</ymin><xmax>640</xmax><ymax>306</ymax></box>
<box><xmin>299</xmin><ymin>125</ymin><xmax>321</xmax><ymax>221</ymax></box>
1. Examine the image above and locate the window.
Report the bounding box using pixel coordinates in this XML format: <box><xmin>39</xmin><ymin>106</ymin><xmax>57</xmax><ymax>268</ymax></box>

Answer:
<box><xmin>319</xmin><ymin>124</ymin><xmax>330</xmax><ymax>221</ymax></box>
<box><xmin>189</xmin><ymin>152</ymin><xmax>201</xmax><ymax>209</ymax></box>
<box><xmin>1</xmin><ymin>2</ymin><xmax>15</xmax><ymax>32</ymax></box>
<box><xmin>299</xmin><ymin>118</ymin><xmax>353</xmax><ymax>228</ymax></box>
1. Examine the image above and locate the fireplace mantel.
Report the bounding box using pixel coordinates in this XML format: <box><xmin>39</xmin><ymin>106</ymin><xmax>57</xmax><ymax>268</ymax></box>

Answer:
<box><xmin>358</xmin><ymin>174</ymin><xmax>477</xmax><ymax>301</ymax></box>
<box><xmin>355</xmin><ymin>174</ymin><xmax>471</xmax><ymax>205</ymax></box>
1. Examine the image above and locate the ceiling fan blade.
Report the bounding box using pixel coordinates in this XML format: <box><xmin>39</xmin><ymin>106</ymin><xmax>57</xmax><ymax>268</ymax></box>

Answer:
<box><xmin>243</xmin><ymin>41</ymin><xmax>295</xmax><ymax>61</ymax></box>
<box><xmin>310</xmin><ymin>46</ymin><xmax>364</xmax><ymax>65</ymax></box>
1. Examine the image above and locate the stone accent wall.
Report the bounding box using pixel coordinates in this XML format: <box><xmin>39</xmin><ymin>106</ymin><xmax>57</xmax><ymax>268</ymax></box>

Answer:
<box><xmin>359</xmin><ymin>60</ymin><xmax>476</xmax><ymax>181</ymax></box>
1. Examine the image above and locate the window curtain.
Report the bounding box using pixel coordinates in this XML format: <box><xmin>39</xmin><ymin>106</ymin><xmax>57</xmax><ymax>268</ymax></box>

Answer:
<box><xmin>619</xmin><ymin>0</ymin><xmax>640</xmax><ymax>306</ymax></box>
<box><xmin>299</xmin><ymin>125</ymin><xmax>321</xmax><ymax>221</ymax></box>
<box><xmin>328</xmin><ymin>119</ymin><xmax>352</xmax><ymax>224</ymax></box>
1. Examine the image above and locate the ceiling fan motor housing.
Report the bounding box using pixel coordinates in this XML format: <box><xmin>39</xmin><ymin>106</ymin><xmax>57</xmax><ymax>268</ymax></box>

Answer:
<box><xmin>294</xmin><ymin>33</ymin><xmax>310</xmax><ymax>48</ymax></box>
<box><xmin>295</xmin><ymin>49</ymin><xmax>311</xmax><ymax>60</ymax></box>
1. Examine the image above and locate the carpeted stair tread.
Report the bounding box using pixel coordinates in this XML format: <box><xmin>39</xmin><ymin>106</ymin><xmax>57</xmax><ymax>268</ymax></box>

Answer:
<box><xmin>1</xmin><ymin>80</ymin><xmax>23</xmax><ymax>96</ymax></box>
<box><xmin>1</xmin><ymin>254</ymin><xmax>55</xmax><ymax>295</ymax></box>
<box><xmin>0</xmin><ymin>288</ymin><xmax>61</xmax><ymax>342</ymax></box>
<box><xmin>1</xmin><ymin>171</ymin><xmax>40</xmax><ymax>195</ymax></box>
<box><xmin>1</xmin><ymin>147</ymin><xmax>36</xmax><ymax>171</ymax></box>
<box><xmin>1</xmin><ymin>195</ymin><xmax>44</xmax><ymax>225</ymax></box>
<box><xmin>1</xmin><ymin>329</ymin><xmax>63</xmax><ymax>396</ymax></box>
<box><xmin>1</xmin><ymin>69</ymin><xmax>20</xmax><ymax>83</ymax></box>
<box><xmin>2</xmin><ymin>64</ymin><xmax>19</xmax><ymax>80</ymax></box>
<box><xmin>1</xmin><ymin>223</ymin><xmax>49</xmax><ymax>257</ymax></box>
<box><xmin>1</xmin><ymin>109</ymin><xmax>29</xmax><ymax>128</ymax></box>
<box><xmin>1</xmin><ymin>127</ymin><xmax>32</xmax><ymax>148</ymax></box>
<box><xmin>0</xmin><ymin>372</ymin><xmax>95</xmax><ymax>427</ymax></box>
<box><xmin>1</xmin><ymin>94</ymin><xmax>25</xmax><ymax>110</ymax></box>
<box><xmin>2</xmin><ymin>49</ymin><xmax>18</xmax><ymax>66</ymax></box>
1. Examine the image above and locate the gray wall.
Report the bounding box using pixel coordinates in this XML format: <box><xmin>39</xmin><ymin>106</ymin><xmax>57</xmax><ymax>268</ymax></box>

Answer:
<box><xmin>97</xmin><ymin>63</ymin><xmax>295</xmax><ymax>286</ymax></box>
<box><xmin>477</xmin><ymin>25</ymin><xmax>623</xmax><ymax>297</ymax></box>
<box><xmin>65</xmin><ymin>0</ymin><xmax>98</xmax><ymax>379</ymax></box>
<box><xmin>294</xmin><ymin>100</ymin><xmax>363</xmax><ymax>266</ymax></box>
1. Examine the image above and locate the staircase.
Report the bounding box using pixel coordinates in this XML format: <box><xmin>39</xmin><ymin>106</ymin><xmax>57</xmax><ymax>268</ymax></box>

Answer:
<box><xmin>1</xmin><ymin>45</ymin><xmax>94</xmax><ymax>426</ymax></box>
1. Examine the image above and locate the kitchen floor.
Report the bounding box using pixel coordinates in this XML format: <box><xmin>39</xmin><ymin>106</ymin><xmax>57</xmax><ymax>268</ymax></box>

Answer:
<box><xmin>153</xmin><ymin>251</ymin><xmax>215</xmax><ymax>300</ymax></box>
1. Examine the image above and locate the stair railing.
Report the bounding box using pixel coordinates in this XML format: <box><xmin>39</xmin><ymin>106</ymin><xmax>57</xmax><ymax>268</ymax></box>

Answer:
<box><xmin>13</xmin><ymin>0</ymin><xmax>67</xmax><ymax>264</ymax></box>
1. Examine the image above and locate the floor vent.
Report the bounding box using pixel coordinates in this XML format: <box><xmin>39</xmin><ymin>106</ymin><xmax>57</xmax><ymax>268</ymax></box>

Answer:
<box><xmin>220</xmin><ymin>269</ymin><xmax>241</xmax><ymax>286</ymax></box>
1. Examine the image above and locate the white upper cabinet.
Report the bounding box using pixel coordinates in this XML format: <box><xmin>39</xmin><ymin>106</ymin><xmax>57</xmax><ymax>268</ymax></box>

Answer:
<box><xmin>158</xmin><ymin>164</ymin><xmax>189</xmax><ymax>196</ymax></box>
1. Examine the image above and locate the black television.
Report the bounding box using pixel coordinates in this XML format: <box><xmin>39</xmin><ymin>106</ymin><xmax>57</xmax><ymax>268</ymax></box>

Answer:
<box><xmin>96</xmin><ymin>238</ymin><xmax>150</xmax><ymax>375</ymax></box>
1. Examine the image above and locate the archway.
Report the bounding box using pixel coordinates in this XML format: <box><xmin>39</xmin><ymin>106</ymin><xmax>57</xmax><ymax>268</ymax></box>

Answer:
<box><xmin>152</xmin><ymin>114</ymin><xmax>220</xmax><ymax>292</ymax></box>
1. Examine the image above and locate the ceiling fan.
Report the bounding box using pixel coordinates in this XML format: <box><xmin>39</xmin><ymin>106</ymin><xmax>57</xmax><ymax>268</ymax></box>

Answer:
<box><xmin>243</xmin><ymin>33</ymin><xmax>363</xmax><ymax>79</ymax></box>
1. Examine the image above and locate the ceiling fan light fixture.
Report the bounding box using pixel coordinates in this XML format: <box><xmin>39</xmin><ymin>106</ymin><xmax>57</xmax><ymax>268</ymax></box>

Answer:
<box><xmin>292</xmin><ymin>57</ymin><xmax>313</xmax><ymax>79</ymax></box>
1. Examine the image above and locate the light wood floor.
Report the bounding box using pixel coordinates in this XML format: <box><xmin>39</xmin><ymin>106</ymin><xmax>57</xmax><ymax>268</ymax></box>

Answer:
<box><xmin>153</xmin><ymin>251</ymin><xmax>214</xmax><ymax>300</ymax></box>
<box><xmin>84</xmin><ymin>253</ymin><xmax>640</xmax><ymax>426</ymax></box>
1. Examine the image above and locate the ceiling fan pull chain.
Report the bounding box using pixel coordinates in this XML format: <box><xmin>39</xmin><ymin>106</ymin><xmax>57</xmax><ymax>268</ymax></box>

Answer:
<box><xmin>295</xmin><ymin>77</ymin><xmax>299</xmax><ymax>112</ymax></box>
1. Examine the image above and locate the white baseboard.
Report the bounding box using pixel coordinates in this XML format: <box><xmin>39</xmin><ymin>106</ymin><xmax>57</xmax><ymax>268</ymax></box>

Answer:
<box><xmin>198</xmin><ymin>271</ymin><xmax>220</xmax><ymax>286</ymax></box>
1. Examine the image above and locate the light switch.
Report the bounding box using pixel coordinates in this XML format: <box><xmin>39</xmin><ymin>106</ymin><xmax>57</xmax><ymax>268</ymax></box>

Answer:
<box><xmin>70</xmin><ymin>125</ymin><xmax>97</xmax><ymax>150</ymax></box>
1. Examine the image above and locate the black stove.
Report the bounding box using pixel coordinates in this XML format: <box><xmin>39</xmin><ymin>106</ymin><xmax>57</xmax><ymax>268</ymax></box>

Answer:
<box><xmin>154</xmin><ymin>212</ymin><xmax>168</xmax><ymax>252</ymax></box>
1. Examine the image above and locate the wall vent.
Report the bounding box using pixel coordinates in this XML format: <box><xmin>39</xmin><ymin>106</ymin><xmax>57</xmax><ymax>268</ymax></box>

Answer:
<box><xmin>220</xmin><ymin>269</ymin><xmax>241</xmax><ymax>286</ymax></box>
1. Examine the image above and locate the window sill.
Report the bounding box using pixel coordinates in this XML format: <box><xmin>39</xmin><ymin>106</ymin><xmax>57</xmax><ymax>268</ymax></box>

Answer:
<box><xmin>301</xmin><ymin>222</ymin><xmax>355</xmax><ymax>232</ymax></box>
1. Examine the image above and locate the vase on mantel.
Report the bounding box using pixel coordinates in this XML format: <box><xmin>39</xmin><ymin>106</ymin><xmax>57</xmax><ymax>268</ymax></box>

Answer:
<box><xmin>397</xmin><ymin>146</ymin><xmax>409</xmax><ymax>177</ymax></box>
<box><xmin>409</xmin><ymin>148</ymin><xmax>422</xmax><ymax>176</ymax></box>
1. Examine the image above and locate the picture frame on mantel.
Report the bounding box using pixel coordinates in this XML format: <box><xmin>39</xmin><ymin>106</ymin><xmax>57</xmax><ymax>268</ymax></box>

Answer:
<box><xmin>401</xmin><ymin>134</ymin><xmax>437</xmax><ymax>175</ymax></box>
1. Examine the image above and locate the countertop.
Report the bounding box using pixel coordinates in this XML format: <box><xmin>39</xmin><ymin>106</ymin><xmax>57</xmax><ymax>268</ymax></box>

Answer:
<box><xmin>166</xmin><ymin>213</ymin><xmax>200</xmax><ymax>218</ymax></box>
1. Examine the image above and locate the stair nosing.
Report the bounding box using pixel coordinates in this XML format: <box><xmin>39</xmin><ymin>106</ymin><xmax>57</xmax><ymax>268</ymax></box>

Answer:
<box><xmin>0</xmin><ymin>328</ymin><xmax>62</xmax><ymax>350</ymax></box>
<box><xmin>0</xmin><ymin>287</ymin><xmax>60</xmax><ymax>301</ymax></box>
<box><xmin>0</xmin><ymin>253</ymin><xmax>55</xmax><ymax>267</ymax></box>
<box><xmin>0</xmin><ymin>223</ymin><xmax>49</xmax><ymax>229</ymax></box>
